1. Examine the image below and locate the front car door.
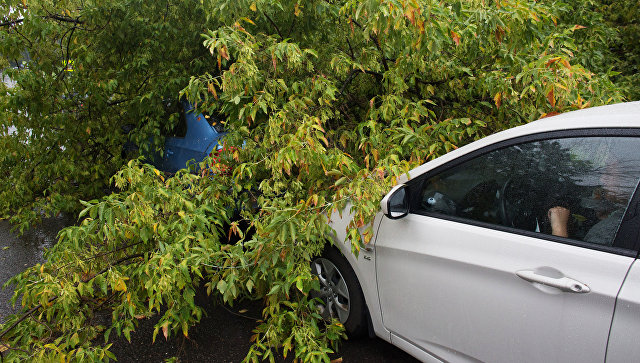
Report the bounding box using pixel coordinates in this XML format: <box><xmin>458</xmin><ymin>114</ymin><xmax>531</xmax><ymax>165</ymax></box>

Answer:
<box><xmin>375</xmin><ymin>130</ymin><xmax>640</xmax><ymax>362</ymax></box>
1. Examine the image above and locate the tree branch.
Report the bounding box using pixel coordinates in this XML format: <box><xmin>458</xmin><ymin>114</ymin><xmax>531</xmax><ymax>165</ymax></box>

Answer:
<box><xmin>56</xmin><ymin>23</ymin><xmax>79</xmax><ymax>81</ymax></box>
<box><xmin>287</xmin><ymin>17</ymin><xmax>296</xmax><ymax>38</ymax></box>
<box><xmin>45</xmin><ymin>15</ymin><xmax>84</xmax><ymax>25</ymax></box>
<box><xmin>53</xmin><ymin>240</ymin><xmax>146</xmax><ymax>273</ymax></box>
<box><xmin>262</xmin><ymin>11</ymin><xmax>283</xmax><ymax>39</ymax></box>
<box><xmin>0</xmin><ymin>18</ymin><xmax>24</xmax><ymax>27</ymax></box>
<box><xmin>346</xmin><ymin>37</ymin><xmax>355</xmax><ymax>60</ymax></box>
<box><xmin>0</xmin><ymin>253</ymin><xmax>144</xmax><ymax>341</ymax></box>
<box><xmin>370</xmin><ymin>34</ymin><xmax>389</xmax><ymax>72</ymax></box>
<box><xmin>345</xmin><ymin>18</ymin><xmax>389</xmax><ymax>72</ymax></box>
<box><xmin>339</xmin><ymin>69</ymin><xmax>360</xmax><ymax>95</ymax></box>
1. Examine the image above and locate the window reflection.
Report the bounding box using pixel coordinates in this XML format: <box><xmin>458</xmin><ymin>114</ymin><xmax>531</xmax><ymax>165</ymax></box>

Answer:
<box><xmin>418</xmin><ymin>137</ymin><xmax>640</xmax><ymax>247</ymax></box>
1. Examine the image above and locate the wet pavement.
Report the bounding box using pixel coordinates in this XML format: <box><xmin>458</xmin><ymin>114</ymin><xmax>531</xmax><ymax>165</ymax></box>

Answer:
<box><xmin>0</xmin><ymin>218</ymin><xmax>418</xmax><ymax>362</ymax></box>
<box><xmin>0</xmin><ymin>216</ymin><xmax>73</xmax><ymax>320</ymax></box>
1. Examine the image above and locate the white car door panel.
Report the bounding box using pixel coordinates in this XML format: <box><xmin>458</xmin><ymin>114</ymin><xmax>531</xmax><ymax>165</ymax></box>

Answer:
<box><xmin>606</xmin><ymin>259</ymin><xmax>640</xmax><ymax>362</ymax></box>
<box><xmin>372</xmin><ymin>132</ymin><xmax>640</xmax><ymax>362</ymax></box>
<box><xmin>376</xmin><ymin>207</ymin><xmax>634</xmax><ymax>363</ymax></box>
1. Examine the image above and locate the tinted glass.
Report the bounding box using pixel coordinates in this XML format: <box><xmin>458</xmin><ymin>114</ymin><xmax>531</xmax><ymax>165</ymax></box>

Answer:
<box><xmin>417</xmin><ymin>136</ymin><xmax>640</xmax><ymax>247</ymax></box>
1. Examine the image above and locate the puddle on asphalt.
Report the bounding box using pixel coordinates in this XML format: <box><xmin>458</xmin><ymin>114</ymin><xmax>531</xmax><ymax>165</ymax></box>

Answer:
<box><xmin>0</xmin><ymin>215</ymin><xmax>74</xmax><ymax>322</ymax></box>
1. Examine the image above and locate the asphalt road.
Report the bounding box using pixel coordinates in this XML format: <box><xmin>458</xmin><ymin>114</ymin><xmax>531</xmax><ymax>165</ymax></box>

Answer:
<box><xmin>0</xmin><ymin>218</ymin><xmax>418</xmax><ymax>362</ymax></box>
<box><xmin>0</xmin><ymin>217</ymin><xmax>73</xmax><ymax>319</ymax></box>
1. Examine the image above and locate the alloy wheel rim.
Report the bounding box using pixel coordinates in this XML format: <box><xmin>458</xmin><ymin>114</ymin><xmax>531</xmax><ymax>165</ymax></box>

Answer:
<box><xmin>311</xmin><ymin>258</ymin><xmax>350</xmax><ymax>323</ymax></box>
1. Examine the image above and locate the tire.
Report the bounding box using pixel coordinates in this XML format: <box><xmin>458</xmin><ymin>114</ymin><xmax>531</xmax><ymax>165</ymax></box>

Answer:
<box><xmin>310</xmin><ymin>246</ymin><xmax>368</xmax><ymax>337</ymax></box>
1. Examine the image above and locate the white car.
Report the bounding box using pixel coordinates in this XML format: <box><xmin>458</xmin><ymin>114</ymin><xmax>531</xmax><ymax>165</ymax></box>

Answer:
<box><xmin>312</xmin><ymin>101</ymin><xmax>640</xmax><ymax>362</ymax></box>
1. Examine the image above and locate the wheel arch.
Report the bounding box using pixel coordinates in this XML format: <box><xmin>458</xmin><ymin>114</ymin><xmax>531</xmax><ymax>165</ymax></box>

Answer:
<box><xmin>325</xmin><ymin>228</ymin><xmax>391</xmax><ymax>342</ymax></box>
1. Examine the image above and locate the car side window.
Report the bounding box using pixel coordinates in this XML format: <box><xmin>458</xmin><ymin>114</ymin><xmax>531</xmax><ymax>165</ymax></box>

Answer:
<box><xmin>416</xmin><ymin>136</ymin><xmax>640</xmax><ymax>247</ymax></box>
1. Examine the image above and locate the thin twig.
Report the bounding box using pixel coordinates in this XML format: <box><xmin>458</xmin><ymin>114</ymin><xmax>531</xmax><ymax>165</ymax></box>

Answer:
<box><xmin>339</xmin><ymin>69</ymin><xmax>360</xmax><ymax>95</ymax></box>
<box><xmin>346</xmin><ymin>37</ymin><xmax>355</xmax><ymax>60</ymax></box>
<box><xmin>53</xmin><ymin>240</ymin><xmax>146</xmax><ymax>272</ymax></box>
<box><xmin>287</xmin><ymin>17</ymin><xmax>296</xmax><ymax>38</ymax></box>
<box><xmin>220</xmin><ymin>304</ymin><xmax>260</xmax><ymax>321</ymax></box>
<box><xmin>0</xmin><ymin>253</ymin><xmax>144</xmax><ymax>341</ymax></box>
<box><xmin>262</xmin><ymin>11</ymin><xmax>283</xmax><ymax>39</ymax></box>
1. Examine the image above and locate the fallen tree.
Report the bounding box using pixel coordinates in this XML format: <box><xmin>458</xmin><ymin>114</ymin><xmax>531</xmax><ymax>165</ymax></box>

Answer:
<box><xmin>0</xmin><ymin>0</ymin><xmax>631</xmax><ymax>361</ymax></box>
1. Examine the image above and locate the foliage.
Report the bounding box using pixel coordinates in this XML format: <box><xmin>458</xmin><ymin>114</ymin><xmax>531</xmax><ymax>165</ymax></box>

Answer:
<box><xmin>0</xmin><ymin>0</ymin><xmax>628</xmax><ymax>362</ymax></box>
<box><xmin>598</xmin><ymin>0</ymin><xmax>640</xmax><ymax>100</ymax></box>
<box><xmin>551</xmin><ymin>0</ymin><xmax>640</xmax><ymax>100</ymax></box>
<box><xmin>0</xmin><ymin>0</ymin><xmax>218</xmax><ymax>232</ymax></box>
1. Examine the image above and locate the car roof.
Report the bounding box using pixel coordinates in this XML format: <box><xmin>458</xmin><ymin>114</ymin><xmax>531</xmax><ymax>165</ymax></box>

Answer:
<box><xmin>400</xmin><ymin>101</ymin><xmax>640</xmax><ymax>183</ymax></box>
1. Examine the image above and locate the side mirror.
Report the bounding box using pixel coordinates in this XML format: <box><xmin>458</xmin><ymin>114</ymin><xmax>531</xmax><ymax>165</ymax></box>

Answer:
<box><xmin>380</xmin><ymin>184</ymin><xmax>409</xmax><ymax>219</ymax></box>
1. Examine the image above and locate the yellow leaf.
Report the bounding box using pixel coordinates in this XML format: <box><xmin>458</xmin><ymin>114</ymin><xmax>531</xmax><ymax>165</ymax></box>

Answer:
<box><xmin>153</xmin><ymin>169</ymin><xmax>160</xmax><ymax>176</ymax></box>
<box><xmin>363</xmin><ymin>230</ymin><xmax>372</xmax><ymax>244</ymax></box>
<box><xmin>114</xmin><ymin>279</ymin><xmax>127</xmax><ymax>292</ymax></box>
<box><xmin>250</xmin><ymin>2</ymin><xmax>257</xmax><ymax>11</ymax></box>
<box><xmin>125</xmin><ymin>230</ymin><xmax>134</xmax><ymax>239</ymax></box>
<box><xmin>493</xmin><ymin>92</ymin><xmax>502</xmax><ymax>108</ymax></box>
<box><xmin>404</xmin><ymin>6</ymin><xmax>416</xmax><ymax>25</ymax></box>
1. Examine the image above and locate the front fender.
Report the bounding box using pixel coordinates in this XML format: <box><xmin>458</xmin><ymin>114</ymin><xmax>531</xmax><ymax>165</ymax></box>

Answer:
<box><xmin>328</xmin><ymin>207</ymin><xmax>391</xmax><ymax>342</ymax></box>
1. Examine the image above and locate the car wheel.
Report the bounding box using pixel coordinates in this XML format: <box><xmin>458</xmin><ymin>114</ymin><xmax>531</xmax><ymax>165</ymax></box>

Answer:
<box><xmin>310</xmin><ymin>247</ymin><xmax>368</xmax><ymax>337</ymax></box>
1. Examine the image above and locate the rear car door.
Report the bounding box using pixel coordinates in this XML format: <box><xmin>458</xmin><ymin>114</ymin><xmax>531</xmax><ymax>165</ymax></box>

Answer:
<box><xmin>374</xmin><ymin>130</ymin><xmax>640</xmax><ymax>362</ymax></box>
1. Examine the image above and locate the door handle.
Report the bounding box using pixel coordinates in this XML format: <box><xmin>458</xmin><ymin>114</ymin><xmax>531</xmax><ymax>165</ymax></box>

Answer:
<box><xmin>516</xmin><ymin>270</ymin><xmax>590</xmax><ymax>293</ymax></box>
